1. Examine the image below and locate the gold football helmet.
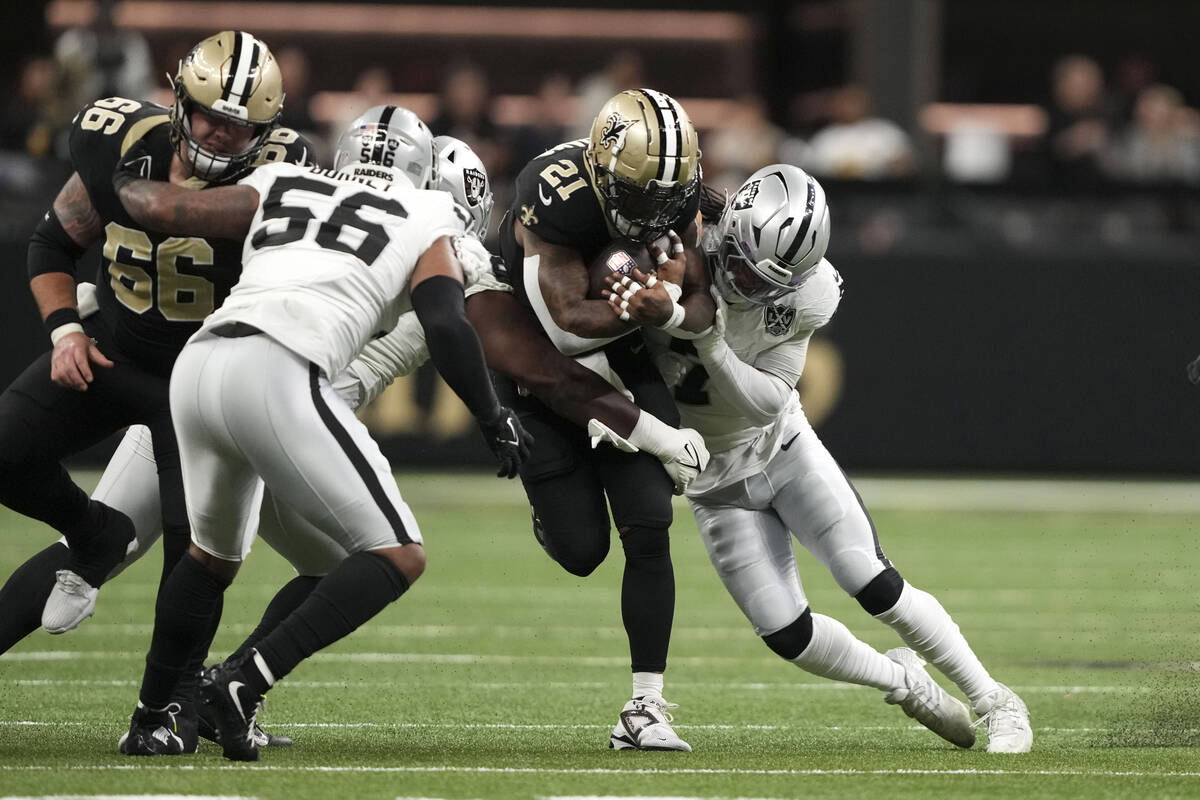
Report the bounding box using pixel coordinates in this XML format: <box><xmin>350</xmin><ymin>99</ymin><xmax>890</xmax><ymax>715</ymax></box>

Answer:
<box><xmin>169</xmin><ymin>30</ymin><xmax>284</xmax><ymax>180</ymax></box>
<box><xmin>586</xmin><ymin>89</ymin><xmax>700</xmax><ymax>241</ymax></box>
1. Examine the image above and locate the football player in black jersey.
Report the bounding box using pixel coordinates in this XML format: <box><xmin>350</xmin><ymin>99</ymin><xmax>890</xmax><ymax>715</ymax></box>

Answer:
<box><xmin>0</xmin><ymin>31</ymin><xmax>314</xmax><ymax>746</ymax></box>
<box><xmin>494</xmin><ymin>89</ymin><xmax>714</xmax><ymax>751</ymax></box>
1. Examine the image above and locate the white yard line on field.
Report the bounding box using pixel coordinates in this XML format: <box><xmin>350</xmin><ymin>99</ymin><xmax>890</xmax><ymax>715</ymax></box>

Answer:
<box><xmin>3</xmin><ymin>764</ymin><xmax>1200</xmax><ymax>778</ymax></box>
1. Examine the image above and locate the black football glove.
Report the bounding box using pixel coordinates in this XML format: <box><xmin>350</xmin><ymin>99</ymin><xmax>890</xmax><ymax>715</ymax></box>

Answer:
<box><xmin>478</xmin><ymin>406</ymin><xmax>533</xmax><ymax>479</ymax></box>
<box><xmin>112</xmin><ymin>139</ymin><xmax>155</xmax><ymax>194</ymax></box>
<box><xmin>1188</xmin><ymin>353</ymin><xmax>1200</xmax><ymax>386</ymax></box>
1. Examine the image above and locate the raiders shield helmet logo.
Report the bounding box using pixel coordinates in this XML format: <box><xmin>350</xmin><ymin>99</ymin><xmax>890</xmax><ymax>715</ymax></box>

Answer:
<box><xmin>764</xmin><ymin>303</ymin><xmax>795</xmax><ymax>336</ymax></box>
<box><xmin>732</xmin><ymin>179</ymin><xmax>761</xmax><ymax>211</ymax></box>
<box><xmin>463</xmin><ymin>167</ymin><xmax>486</xmax><ymax>208</ymax></box>
<box><xmin>599</xmin><ymin>112</ymin><xmax>634</xmax><ymax>152</ymax></box>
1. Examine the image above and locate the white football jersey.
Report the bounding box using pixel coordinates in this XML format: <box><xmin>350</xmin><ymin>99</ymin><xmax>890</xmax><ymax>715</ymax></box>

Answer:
<box><xmin>647</xmin><ymin>258</ymin><xmax>842</xmax><ymax>494</ymax></box>
<box><xmin>200</xmin><ymin>162</ymin><xmax>466</xmax><ymax>379</ymax></box>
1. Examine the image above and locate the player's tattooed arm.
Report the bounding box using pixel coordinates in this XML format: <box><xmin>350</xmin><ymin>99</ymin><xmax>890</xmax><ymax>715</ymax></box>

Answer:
<box><xmin>117</xmin><ymin>179</ymin><xmax>258</xmax><ymax>239</ymax></box>
<box><xmin>55</xmin><ymin>172</ymin><xmax>103</xmax><ymax>247</ymax></box>
<box><xmin>519</xmin><ymin>226</ymin><xmax>631</xmax><ymax>340</ymax></box>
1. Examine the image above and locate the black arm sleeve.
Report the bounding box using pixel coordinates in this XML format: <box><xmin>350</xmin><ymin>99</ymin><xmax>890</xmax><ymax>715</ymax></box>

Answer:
<box><xmin>411</xmin><ymin>274</ymin><xmax>503</xmax><ymax>422</ymax></box>
<box><xmin>28</xmin><ymin>209</ymin><xmax>86</xmax><ymax>280</ymax></box>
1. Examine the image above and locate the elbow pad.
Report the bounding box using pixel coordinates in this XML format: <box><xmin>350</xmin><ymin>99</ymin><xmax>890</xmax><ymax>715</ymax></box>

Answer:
<box><xmin>28</xmin><ymin>209</ymin><xmax>86</xmax><ymax>280</ymax></box>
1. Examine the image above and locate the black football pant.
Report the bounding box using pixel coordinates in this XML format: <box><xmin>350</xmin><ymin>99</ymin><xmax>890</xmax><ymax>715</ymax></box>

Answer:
<box><xmin>500</xmin><ymin>337</ymin><xmax>680</xmax><ymax>674</ymax></box>
<box><xmin>0</xmin><ymin>347</ymin><xmax>191</xmax><ymax>654</ymax></box>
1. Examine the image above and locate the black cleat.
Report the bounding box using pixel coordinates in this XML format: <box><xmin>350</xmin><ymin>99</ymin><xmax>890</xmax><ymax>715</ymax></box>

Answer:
<box><xmin>197</xmin><ymin>673</ymin><xmax>292</xmax><ymax>748</ymax></box>
<box><xmin>118</xmin><ymin>702</ymin><xmax>192</xmax><ymax>756</ymax></box>
<box><xmin>65</xmin><ymin>502</ymin><xmax>135</xmax><ymax>589</ymax></box>
<box><xmin>200</xmin><ymin>658</ymin><xmax>263</xmax><ymax>761</ymax></box>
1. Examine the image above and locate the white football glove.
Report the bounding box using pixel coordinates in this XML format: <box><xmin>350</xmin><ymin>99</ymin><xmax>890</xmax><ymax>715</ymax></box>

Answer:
<box><xmin>660</xmin><ymin>427</ymin><xmax>710</xmax><ymax>495</ymax></box>
<box><xmin>453</xmin><ymin>234</ymin><xmax>494</xmax><ymax>291</ymax></box>
<box><xmin>695</xmin><ymin>293</ymin><xmax>727</xmax><ymax>359</ymax></box>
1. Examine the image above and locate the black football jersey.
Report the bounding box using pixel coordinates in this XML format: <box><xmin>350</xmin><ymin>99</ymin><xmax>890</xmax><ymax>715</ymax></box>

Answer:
<box><xmin>69</xmin><ymin>96</ymin><xmax>316</xmax><ymax>376</ymax></box>
<box><xmin>497</xmin><ymin>138</ymin><xmax>701</xmax><ymax>310</ymax></box>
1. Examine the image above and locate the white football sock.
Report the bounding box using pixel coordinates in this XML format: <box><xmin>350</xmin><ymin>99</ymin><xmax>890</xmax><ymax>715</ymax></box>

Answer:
<box><xmin>632</xmin><ymin>671</ymin><xmax>664</xmax><ymax>701</ymax></box>
<box><xmin>874</xmin><ymin>582</ymin><xmax>999</xmax><ymax>705</ymax></box>
<box><xmin>792</xmin><ymin>613</ymin><xmax>904</xmax><ymax>692</ymax></box>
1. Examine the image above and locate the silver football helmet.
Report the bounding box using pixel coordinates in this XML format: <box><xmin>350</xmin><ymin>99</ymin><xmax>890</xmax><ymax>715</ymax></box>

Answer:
<box><xmin>333</xmin><ymin>105</ymin><xmax>436</xmax><ymax>189</ymax></box>
<box><xmin>434</xmin><ymin>135</ymin><xmax>493</xmax><ymax>239</ymax></box>
<box><xmin>710</xmin><ymin>164</ymin><xmax>831</xmax><ymax>305</ymax></box>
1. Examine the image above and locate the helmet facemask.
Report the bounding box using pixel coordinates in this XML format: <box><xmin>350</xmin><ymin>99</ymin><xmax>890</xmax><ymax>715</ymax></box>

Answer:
<box><xmin>595</xmin><ymin>167</ymin><xmax>698</xmax><ymax>243</ymax></box>
<box><xmin>170</xmin><ymin>79</ymin><xmax>276</xmax><ymax>181</ymax></box>
<box><xmin>168</xmin><ymin>31</ymin><xmax>284</xmax><ymax>182</ymax></box>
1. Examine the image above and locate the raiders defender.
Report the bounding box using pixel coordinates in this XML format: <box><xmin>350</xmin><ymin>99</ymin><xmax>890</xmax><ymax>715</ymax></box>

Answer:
<box><xmin>0</xmin><ymin>30</ymin><xmax>314</xmax><ymax>726</ymax></box>
<box><xmin>495</xmin><ymin>89</ymin><xmax>715</xmax><ymax>751</ymax></box>
<box><xmin>616</xmin><ymin>164</ymin><xmax>1033</xmax><ymax>754</ymax></box>
<box><xmin>110</xmin><ymin>104</ymin><xmax>530</xmax><ymax>760</ymax></box>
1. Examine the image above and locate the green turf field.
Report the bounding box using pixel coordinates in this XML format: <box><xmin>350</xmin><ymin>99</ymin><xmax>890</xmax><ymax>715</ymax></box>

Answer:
<box><xmin>2</xmin><ymin>471</ymin><xmax>1199</xmax><ymax>799</ymax></box>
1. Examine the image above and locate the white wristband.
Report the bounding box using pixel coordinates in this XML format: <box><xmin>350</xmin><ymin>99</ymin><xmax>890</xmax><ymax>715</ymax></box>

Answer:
<box><xmin>49</xmin><ymin>322</ymin><xmax>84</xmax><ymax>346</ymax></box>
<box><xmin>656</xmin><ymin>302</ymin><xmax>686</xmax><ymax>331</ymax></box>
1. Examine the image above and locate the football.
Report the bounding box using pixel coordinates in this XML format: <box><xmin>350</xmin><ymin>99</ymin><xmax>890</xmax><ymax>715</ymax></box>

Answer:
<box><xmin>587</xmin><ymin>237</ymin><xmax>655</xmax><ymax>299</ymax></box>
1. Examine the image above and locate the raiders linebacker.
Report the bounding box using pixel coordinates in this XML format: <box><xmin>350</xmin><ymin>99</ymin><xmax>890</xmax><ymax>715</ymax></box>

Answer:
<box><xmin>495</xmin><ymin>89</ymin><xmax>716</xmax><ymax>751</ymax></box>
<box><xmin>109</xmin><ymin>103</ymin><xmax>530</xmax><ymax>760</ymax></box>
<box><xmin>0</xmin><ymin>31</ymin><xmax>314</xmax><ymax>726</ymax></box>
<box><xmin>615</xmin><ymin>164</ymin><xmax>1033</xmax><ymax>754</ymax></box>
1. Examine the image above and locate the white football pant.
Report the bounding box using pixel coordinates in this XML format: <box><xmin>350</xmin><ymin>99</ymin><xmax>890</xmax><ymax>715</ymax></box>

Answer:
<box><xmin>170</xmin><ymin>332</ymin><xmax>421</xmax><ymax>563</ymax></box>
<box><xmin>688</xmin><ymin>415</ymin><xmax>887</xmax><ymax>636</ymax></box>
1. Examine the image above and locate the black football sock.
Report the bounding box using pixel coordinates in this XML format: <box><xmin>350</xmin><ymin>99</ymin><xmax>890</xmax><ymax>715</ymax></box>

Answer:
<box><xmin>171</xmin><ymin>592</ymin><xmax>224</xmax><ymax>718</ymax></box>
<box><xmin>619</xmin><ymin>525</ymin><xmax>674</xmax><ymax>673</ymax></box>
<box><xmin>253</xmin><ymin>551</ymin><xmax>409</xmax><ymax>689</ymax></box>
<box><xmin>0</xmin><ymin>542</ymin><xmax>70</xmax><ymax>654</ymax></box>
<box><xmin>139</xmin><ymin>553</ymin><xmax>230</xmax><ymax>710</ymax></box>
<box><xmin>229</xmin><ymin>575</ymin><xmax>322</xmax><ymax>664</ymax></box>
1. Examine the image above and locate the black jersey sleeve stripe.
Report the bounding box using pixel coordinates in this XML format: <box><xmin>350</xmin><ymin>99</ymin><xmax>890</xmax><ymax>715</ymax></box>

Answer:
<box><xmin>308</xmin><ymin>363</ymin><xmax>413</xmax><ymax>545</ymax></box>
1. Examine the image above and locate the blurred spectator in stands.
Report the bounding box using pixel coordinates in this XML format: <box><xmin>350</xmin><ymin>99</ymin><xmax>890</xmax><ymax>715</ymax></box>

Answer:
<box><xmin>1112</xmin><ymin>54</ymin><xmax>1157</xmax><ymax>126</ymax></box>
<box><xmin>0</xmin><ymin>57</ymin><xmax>57</xmax><ymax>157</ymax></box>
<box><xmin>330</xmin><ymin>65</ymin><xmax>395</xmax><ymax>143</ymax></box>
<box><xmin>430</xmin><ymin>61</ymin><xmax>507</xmax><ymax>181</ymax></box>
<box><xmin>54</xmin><ymin>0</ymin><xmax>153</xmax><ymax>107</ymax></box>
<box><xmin>508</xmin><ymin>72</ymin><xmax>573</xmax><ymax>169</ymax></box>
<box><xmin>1104</xmin><ymin>84</ymin><xmax>1200</xmax><ymax>184</ymax></box>
<box><xmin>804</xmin><ymin>85</ymin><xmax>914</xmax><ymax>180</ymax></box>
<box><xmin>276</xmin><ymin>45</ymin><xmax>325</xmax><ymax>157</ymax></box>
<box><xmin>1043</xmin><ymin>54</ymin><xmax>1115</xmax><ymax>184</ymax></box>
<box><xmin>574</xmin><ymin>50</ymin><xmax>644</xmax><ymax>136</ymax></box>
<box><xmin>706</xmin><ymin>93</ymin><xmax>784</xmax><ymax>193</ymax></box>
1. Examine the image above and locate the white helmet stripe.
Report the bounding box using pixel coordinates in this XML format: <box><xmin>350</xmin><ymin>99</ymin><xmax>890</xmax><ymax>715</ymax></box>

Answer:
<box><xmin>222</xmin><ymin>31</ymin><xmax>260</xmax><ymax>106</ymax></box>
<box><xmin>641</xmin><ymin>88</ymin><xmax>682</xmax><ymax>183</ymax></box>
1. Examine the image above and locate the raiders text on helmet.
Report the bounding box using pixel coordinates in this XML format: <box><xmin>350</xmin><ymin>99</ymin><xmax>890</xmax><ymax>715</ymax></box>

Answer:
<box><xmin>333</xmin><ymin>105</ymin><xmax>436</xmax><ymax>190</ymax></box>
<box><xmin>170</xmin><ymin>30</ymin><xmax>284</xmax><ymax>180</ymax></box>
<box><xmin>585</xmin><ymin>89</ymin><xmax>700</xmax><ymax>242</ymax></box>
<box><xmin>710</xmin><ymin>164</ymin><xmax>832</xmax><ymax>305</ymax></box>
<box><xmin>435</xmin><ymin>135</ymin><xmax>493</xmax><ymax>239</ymax></box>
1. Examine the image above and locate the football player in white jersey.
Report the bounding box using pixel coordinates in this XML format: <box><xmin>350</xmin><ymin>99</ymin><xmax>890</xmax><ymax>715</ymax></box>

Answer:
<box><xmin>611</xmin><ymin>164</ymin><xmax>1033</xmax><ymax>754</ymax></box>
<box><xmin>109</xmin><ymin>106</ymin><xmax>533</xmax><ymax>761</ymax></box>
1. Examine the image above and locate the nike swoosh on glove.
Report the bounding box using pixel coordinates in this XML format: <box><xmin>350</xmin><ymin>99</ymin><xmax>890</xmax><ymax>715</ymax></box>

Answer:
<box><xmin>479</xmin><ymin>406</ymin><xmax>534</xmax><ymax>478</ymax></box>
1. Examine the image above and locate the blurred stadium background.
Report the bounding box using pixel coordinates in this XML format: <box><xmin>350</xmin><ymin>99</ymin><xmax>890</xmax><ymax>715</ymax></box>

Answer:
<box><xmin>2</xmin><ymin>0</ymin><xmax>1198</xmax><ymax>475</ymax></box>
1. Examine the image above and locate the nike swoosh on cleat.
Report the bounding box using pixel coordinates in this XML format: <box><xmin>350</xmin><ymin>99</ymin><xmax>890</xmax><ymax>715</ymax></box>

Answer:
<box><xmin>228</xmin><ymin>680</ymin><xmax>247</xmax><ymax>721</ymax></box>
<box><xmin>780</xmin><ymin>432</ymin><xmax>801</xmax><ymax>451</ymax></box>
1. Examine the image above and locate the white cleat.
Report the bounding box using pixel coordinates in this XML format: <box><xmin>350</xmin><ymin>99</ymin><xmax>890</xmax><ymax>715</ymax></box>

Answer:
<box><xmin>609</xmin><ymin>696</ymin><xmax>692</xmax><ymax>752</ymax></box>
<box><xmin>884</xmin><ymin>647</ymin><xmax>975</xmax><ymax>749</ymax></box>
<box><xmin>974</xmin><ymin>683</ymin><xmax>1033</xmax><ymax>753</ymax></box>
<box><xmin>42</xmin><ymin>569</ymin><xmax>99</xmax><ymax>634</ymax></box>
